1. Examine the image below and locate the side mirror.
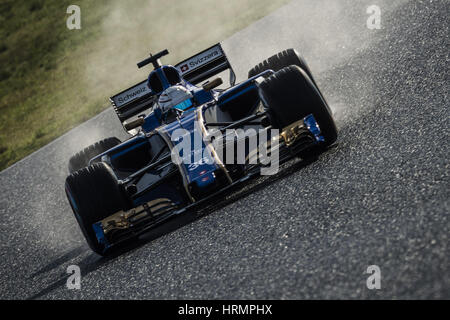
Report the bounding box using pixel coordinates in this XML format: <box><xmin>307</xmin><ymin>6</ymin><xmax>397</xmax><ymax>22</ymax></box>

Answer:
<box><xmin>202</xmin><ymin>77</ymin><xmax>223</xmax><ymax>91</ymax></box>
<box><xmin>124</xmin><ymin>117</ymin><xmax>145</xmax><ymax>131</ymax></box>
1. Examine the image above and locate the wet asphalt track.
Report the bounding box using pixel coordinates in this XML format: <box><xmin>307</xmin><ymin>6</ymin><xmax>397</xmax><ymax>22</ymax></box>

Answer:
<box><xmin>0</xmin><ymin>0</ymin><xmax>448</xmax><ymax>299</ymax></box>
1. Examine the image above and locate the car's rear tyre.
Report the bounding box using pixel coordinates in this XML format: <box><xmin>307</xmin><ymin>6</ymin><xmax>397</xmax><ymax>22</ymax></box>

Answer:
<box><xmin>65</xmin><ymin>162</ymin><xmax>127</xmax><ymax>255</ymax></box>
<box><xmin>68</xmin><ymin>137</ymin><xmax>121</xmax><ymax>173</ymax></box>
<box><xmin>248</xmin><ymin>49</ymin><xmax>317</xmax><ymax>86</ymax></box>
<box><xmin>259</xmin><ymin>65</ymin><xmax>338</xmax><ymax>153</ymax></box>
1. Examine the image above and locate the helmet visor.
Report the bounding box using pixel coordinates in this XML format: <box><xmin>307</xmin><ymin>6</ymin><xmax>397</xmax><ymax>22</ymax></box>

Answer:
<box><xmin>173</xmin><ymin>98</ymin><xmax>193</xmax><ymax>111</ymax></box>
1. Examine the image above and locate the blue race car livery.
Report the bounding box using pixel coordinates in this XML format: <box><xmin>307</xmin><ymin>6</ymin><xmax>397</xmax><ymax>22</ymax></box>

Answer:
<box><xmin>65</xmin><ymin>44</ymin><xmax>338</xmax><ymax>255</ymax></box>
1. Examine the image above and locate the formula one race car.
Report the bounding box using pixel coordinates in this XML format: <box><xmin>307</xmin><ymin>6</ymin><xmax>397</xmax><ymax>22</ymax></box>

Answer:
<box><xmin>65</xmin><ymin>44</ymin><xmax>338</xmax><ymax>255</ymax></box>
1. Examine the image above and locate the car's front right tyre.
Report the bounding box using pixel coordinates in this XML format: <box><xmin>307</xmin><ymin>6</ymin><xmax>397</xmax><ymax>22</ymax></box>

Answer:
<box><xmin>65</xmin><ymin>162</ymin><xmax>127</xmax><ymax>255</ymax></box>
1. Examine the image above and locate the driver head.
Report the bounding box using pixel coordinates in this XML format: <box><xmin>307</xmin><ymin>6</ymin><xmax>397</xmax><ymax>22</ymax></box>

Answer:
<box><xmin>157</xmin><ymin>85</ymin><xmax>193</xmax><ymax>122</ymax></box>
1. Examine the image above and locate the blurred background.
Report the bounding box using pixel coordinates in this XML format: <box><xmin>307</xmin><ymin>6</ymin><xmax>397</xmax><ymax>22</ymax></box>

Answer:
<box><xmin>0</xmin><ymin>0</ymin><xmax>289</xmax><ymax>170</ymax></box>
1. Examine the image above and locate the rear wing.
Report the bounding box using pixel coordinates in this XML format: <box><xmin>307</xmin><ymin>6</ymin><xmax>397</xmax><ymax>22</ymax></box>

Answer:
<box><xmin>175</xmin><ymin>43</ymin><xmax>236</xmax><ymax>86</ymax></box>
<box><xmin>110</xmin><ymin>80</ymin><xmax>156</xmax><ymax>123</ymax></box>
<box><xmin>110</xmin><ymin>43</ymin><xmax>235</xmax><ymax>125</ymax></box>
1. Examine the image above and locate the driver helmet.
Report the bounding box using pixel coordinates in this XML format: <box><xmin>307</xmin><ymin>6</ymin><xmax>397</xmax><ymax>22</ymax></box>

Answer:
<box><xmin>157</xmin><ymin>85</ymin><xmax>193</xmax><ymax>114</ymax></box>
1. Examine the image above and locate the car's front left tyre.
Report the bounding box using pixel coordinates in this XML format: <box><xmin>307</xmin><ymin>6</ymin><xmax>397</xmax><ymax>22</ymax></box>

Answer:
<box><xmin>259</xmin><ymin>65</ymin><xmax>338</xmax><ymax>153</ymax></box>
